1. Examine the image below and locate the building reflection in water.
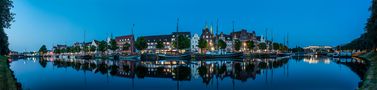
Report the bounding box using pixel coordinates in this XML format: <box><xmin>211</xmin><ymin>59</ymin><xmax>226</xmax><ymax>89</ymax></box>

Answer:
<box><xmin>15</xmin><ymin>56</ymin><xmax>367</xmax><ymax>86</ymax></box>
<box><xmin>302</xmin><ymin>56</ymin><xmax>332</xmax><ymax>64</ymax></box>
<box><xmin>293</xmin><ymin>56</ymin><xmax>368</xmax><ymax>80</ymax></box>
<box><xmin>28</xmin><ymin>58</ymin><xmax>290</xmax><ymax>85</ymax></box>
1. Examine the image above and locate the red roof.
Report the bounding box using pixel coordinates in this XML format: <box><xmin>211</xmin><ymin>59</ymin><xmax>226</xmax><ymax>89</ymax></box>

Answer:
<box><xmin>115</xmin><ymin>35</ymin><xmax>134</xmax><ymax>41</ymax></box>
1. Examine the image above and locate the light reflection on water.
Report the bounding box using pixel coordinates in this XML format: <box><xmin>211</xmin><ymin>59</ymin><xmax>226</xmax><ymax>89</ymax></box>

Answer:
<box><xmin>10</xmin><ymin>56</ymin><xmax>366</xmax><ymax>90</ymax></box>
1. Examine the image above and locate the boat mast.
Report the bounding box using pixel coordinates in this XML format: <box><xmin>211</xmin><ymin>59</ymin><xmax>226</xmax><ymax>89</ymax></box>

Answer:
<box><xmin>131</xmin><ymin>24</ymin><xmax>135</xmax><ymax>53</ymax></box>
<box><xmin>216</xmin><ymin>18</ymin><xmax>219</xmax><ymax>50</ymax></box>
<box><xmin>176</xmin><ymin>18</ymin><xmax>179</xmax><ymax>53</ymax></box>
<box><xmin>216</xmin><ymin>18</ymin><xmax>219</xmax><ymax>36</ymax></box>
<box><xmin>83</xmin><ymin>29</ymin><xmax>86</xmax><ymax>54</ymax></box>
<box><xmin>283</xmin><ymin>33</ymin><xmax>286</xmax><ymax>47</ymax></box>
<box><xmin>265</xmin><ymin>28</ymin><xmax>268</xmax><ymax>50</ymax></box>
<box><xmin>84</xmin><ymin>29</ymin><xmax>86</xmax><ymax>44</ymax></box>
<box><xmin>232</xmin><ymin>21</ymin><xmax>235</xmax><ymax>52</ymax></box>
<box><xmin>286</xmin><ymin>33</ymin><xmax>289</xmax><ymax>49</ymax></box>
<box><xmin>271</xmin><ymin>30</ymin><xmax>274</xmax><ymax>51</ymax></box>
<box><xmin>132</xmin><ymin>24</ymin><xmax>135</xmax><ymax>35</ymax></box>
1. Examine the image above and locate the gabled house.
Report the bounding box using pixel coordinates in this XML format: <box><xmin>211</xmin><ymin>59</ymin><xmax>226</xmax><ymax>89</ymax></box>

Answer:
<box><xmin>230</xmin><ymin>29</ymin><xmax>258</xmax><ymax>51</ymax></box>
<box><xmin>91</xmin><ymin>40</ymin><xmax>99</xmax><ymax>47</ymax></box>
<box><xmin>200</xmin><ymin>27</ymin><xmax>215</xmax><ymax>51</ymax></box>
<box><xmin>191</xmin><ymin>33</ymin><xmax>200</xmax><ymax>52</ymax></box>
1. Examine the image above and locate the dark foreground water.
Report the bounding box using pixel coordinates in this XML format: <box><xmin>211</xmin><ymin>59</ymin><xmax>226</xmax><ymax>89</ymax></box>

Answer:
<box><xmin>10</xmin><ymin>56</ymin><xmax>367</xmax><ymax>90</ymax></box>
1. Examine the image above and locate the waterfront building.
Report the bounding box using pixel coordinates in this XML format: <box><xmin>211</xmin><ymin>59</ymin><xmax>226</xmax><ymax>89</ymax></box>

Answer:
<box><xmin>53</xmin><ymin>44</ymin><xmax>68</xmax><ymax>50</ymax></box>
<box><xmin>218</xmin><ymin>32</ymin><xmax>233</xmax><ymax>52</ymax></box>
<box><xmin>200</xmin><ymin>27</ymin><xmax>215</xmax><ymax>51</ymax></box>
<box><xmin>304</xmin><ymin>46</ymin><xmax>333</xmax><ymax>52</ymax></box>
<box><xmin>115</xmin><ymin>35</ymin><xmax>135</xmax><ymax>53</ymax></box>
<box><xmin>231</xmin><ymin>29</ymin><xmax>257</xmax><ymax>42</ymax></box>
<box><xmin>256</xmin><ymin>35</ymin><xmax>266</xmax><ymax>43</ymax></box>
<box><xmin>143</xmin><ymin>35</ymin><xmax>172</xmax><ymax>52</ymax></box>
<box><xmin>73</xmin><ymin>42</ymin><xmax>82</xmax><ymax>47</ymax></box>
<box><xmin>191</xmin><ymin>33</ymin><xmax>200</xmax><ymax>52</ymax></box>
<box><xmin>91</xmin><ymin>40</ymin><xmax>99</xmax><ymax>48</ymax></box>
<box><xmin>141</xmin><ymin>32</ymin><xmax>191</xmax><ymax>53</ymax></box>
<box><xmin>106</xmin><ymin>34</ymin><xmax>113</xmax><ymax>45</ymax></box>
<box><xmin>230</xmin><ymin>29</ymin><xmax>259</xmax><ymax>52</ymax></box>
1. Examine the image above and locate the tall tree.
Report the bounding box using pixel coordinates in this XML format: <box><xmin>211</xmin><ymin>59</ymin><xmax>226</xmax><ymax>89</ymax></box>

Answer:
<box><xmin>365</xmin><ymin>0</ymin><xmax>377</xmax><ymax>50</ymax></box>
<box><xmin>98</xmin><ymin>40</ymin><xmax>108</xmax><ymax>53</ymax></box>
<box><xmin>156</xmin><ymin>41</ymin><xmax>164</xmax><ymax>50</ymax></box>
<box><xmin>135</xmin><ymin>37</ymin><xmax>148</xmax><ymax>53</ymax></box>
<box><xmin>83</xmin><ymin>46</ymin><xmax>89</xmax><ymax>52</ymax></box>
<box><xmin>90</xmin><ymin>45</ymin><xmax>96</xmax><ymax>52</ymax></box>
<box><xmin>343</xmin><ymin>0</ymin><xmax>377</xmax><ymax>51</ymax></box>
<box><xmin>0</xmin><ymin>0</ymin><xmax>15</xmax><ymax>55</ymax></box>
<box><xmin>66</xmin><ymin>47</ymin><xmax>73</xmax><ymax>53</ymax></box>
<box><xmin>198</xmin><ymin>38</ymin><xmax>207</xmax><ymax>54</ymax></box>
<box><xmin>273</xmin><ymin>43</ymin><xmax>280</xmax><ymax>51</ymax></box>
<box><xmin>109</xmin><ymin>39</ymin><xmax>118</xmax><ymax>51</ymax></box>
<box><xmin>74</xmin><ymin>46</ymin><xmax>81</xmax><ymax>53</ymax></box>
<box><xmin>122</xmin><ymin>43</ymin><xmax>131</xmax><ymax>51</ymax></box>
<box><xmin>60</xmin><ymin>48</ymin><xmax>67</xmax><ymax>53</ymax></box>
<box><xmin>173</xmin><ymin>35</ymin><xmax>190</xmax><ymax>50</ymax></box>
<box><xmin>53</xmin><ymin>48</ymin><xmax>61</xmax><ymax>54</ymax></box>
<box><xmin>234</xmin><ymin>39</ymin><xmax>241</xmax><ymax>52</ymax></box>
<box><xmin>290</xmin><ymin>47</ymin><xmax>304</xmax><ymax>53</ymax></box>
<box><xmin>247</xmin><ymin>40</ymin><xmax>255</xmax><ymax>52</ymax></box>
<box><xmin>259</xmin><ymin>43</ymin><xmax>267</xmax><ymax>50</ymax></box>
<box><xmin>39</xmin><ymin>45</ymin><xmax>48</xmax><ymax>54</ymax></box>
<box><xmin>217</xmin><ymin>39</ymin><xmax>227</xmax><ymax>54</ymax></box>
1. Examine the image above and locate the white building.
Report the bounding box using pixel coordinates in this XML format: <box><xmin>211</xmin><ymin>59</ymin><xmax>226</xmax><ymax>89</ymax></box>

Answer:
<box><xmin>304</xmin><ymin>46</ymin><xmax>333</xmax><ymax>52</ymax></box>
<box><xmin>258</xmin><ymin>35</ymin><xmax>266</xmax><ymax>43</ymax></box>
<box><xmin>191</xmin><ymin>33</ymin><xmax>200</xmax><ymax>52</ymax></box>
<box><xmin>91</xmin><ymin>40</ymin><xmax>99</xmax><ymax>47</ymax></box>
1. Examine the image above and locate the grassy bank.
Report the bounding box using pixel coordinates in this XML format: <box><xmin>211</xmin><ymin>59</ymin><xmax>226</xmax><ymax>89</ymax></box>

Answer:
<box><xmin>359</xmin><ymin>51</ymin><xmax>377</xmax><ymax>90</ymax></box>
<box><xmin>0</xmin><ymin>56</ymin><xmax>20</xmax><ymax>90</ymax></box>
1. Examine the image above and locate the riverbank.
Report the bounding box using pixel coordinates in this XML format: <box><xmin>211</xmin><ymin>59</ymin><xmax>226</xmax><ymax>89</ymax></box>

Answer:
<box><xmin>359</xmin><ymin>51</ymin><xmax>377</xmax><ymax>90</ymax></box>
<box><xmin>0</xmin><ymin>56</ymin><xmax>20</xmax><ymax>90</ymax></box>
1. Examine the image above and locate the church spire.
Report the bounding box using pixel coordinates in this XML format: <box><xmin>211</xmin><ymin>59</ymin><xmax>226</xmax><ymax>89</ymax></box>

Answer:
<box><xmin>176</xmin><ymin>18</ymin><xmax>179</xmax><ymax>33</ymax></box>
<box><xmin>131</xmin><ymin>24</ymin><xmax>135</xmax><ymax>35</ymax></box>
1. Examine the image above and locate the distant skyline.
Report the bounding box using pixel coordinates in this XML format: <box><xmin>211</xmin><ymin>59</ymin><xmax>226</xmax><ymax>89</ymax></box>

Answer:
<box><xmin>6</xmin><ymin>0</ymin><xmax>371</xmax><ymax>52</ymax></box>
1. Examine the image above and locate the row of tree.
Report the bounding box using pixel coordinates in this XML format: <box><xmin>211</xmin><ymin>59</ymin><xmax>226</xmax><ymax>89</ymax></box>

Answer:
<box><xmin>40</xmin><ymin>39</ymin><xmax>132</xmax><ymax>54</ymax></box>
<box><xmin>0</xmin><ymin>0</ymin><xmax>14</xmax><ymax>55</ymax></box>
<box><xmin>342</xmin><ymin>0</ymin><xmax>377</xmax><ymax>51</ymax></box>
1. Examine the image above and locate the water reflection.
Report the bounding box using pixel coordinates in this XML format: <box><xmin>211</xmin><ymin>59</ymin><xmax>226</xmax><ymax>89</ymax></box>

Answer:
<box><xmin>30</xmin><ymin>58</ymin><xmax>292</xmax><ymax>83</ymax></box>
<box><xmin>294</xmin><ymin>56</ymin><xmax>368</xmax><ymax>80</ymax></box>
<box><xmin>10</xmin><ymin>57</ymin><xmax>367</xmax><ymax>89</ymax></box>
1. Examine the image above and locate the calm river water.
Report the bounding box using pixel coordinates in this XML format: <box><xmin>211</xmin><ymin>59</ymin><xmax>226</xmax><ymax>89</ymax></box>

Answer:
<box><xmin>9</xmin><ymin>56</ymin><xmax>366</xmax><ymax>90</ymax></box>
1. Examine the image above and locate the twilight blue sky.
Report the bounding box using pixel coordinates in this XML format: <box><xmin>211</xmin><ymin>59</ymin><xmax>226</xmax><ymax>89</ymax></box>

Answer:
<box><xmin>6</xmin><ymin>0</ymin><xmax>371</xmax><ymax>52</ymax></box>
